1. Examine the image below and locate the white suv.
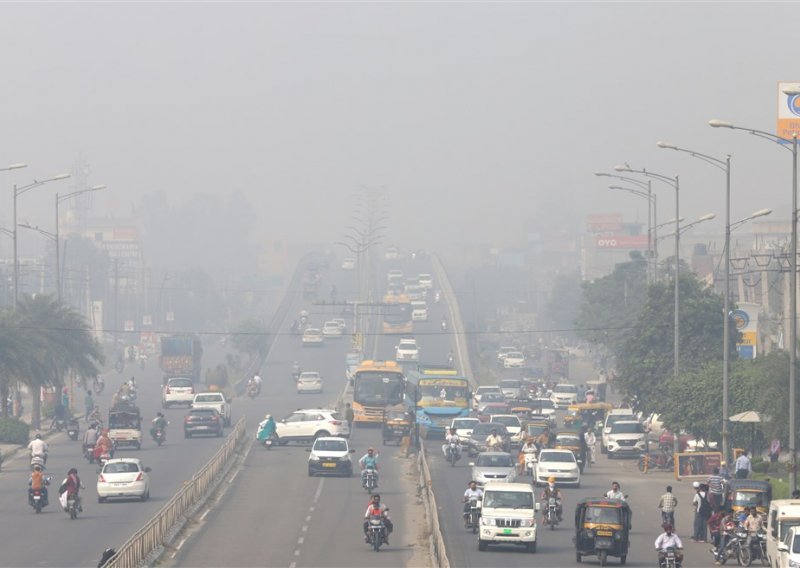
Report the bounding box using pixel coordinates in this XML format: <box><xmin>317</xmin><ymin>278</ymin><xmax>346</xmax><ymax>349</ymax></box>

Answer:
<box><xmin>395</xmin><ymin>338</ymin><xmax>420</xmax><ymax>361</ymax></box>
<box><xmin>550</xmin><ymin>384</ymin><xmax>578</xmax><ymax>408</ymax></box>
<box><xmin>161</xmin><ymin>377</ymin><xmax>195</xmax><ymax>408</ymax></box>
<box><xmin>605</xmin><ymin>420</ymin><xmax>646</xmax><ymax>458</ymax></box>
<box><xmin>307</xmin><ymin>436</ymin><xmax>354</xmax><ymax>477</ymax></box>
<box><xmin>275</xmin><ymin>409</ymin><xmax>350</xmax><ymax>444</ymax></box>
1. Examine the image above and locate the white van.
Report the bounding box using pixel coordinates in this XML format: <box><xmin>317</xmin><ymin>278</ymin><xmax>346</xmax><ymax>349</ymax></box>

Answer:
<box><xmin>478</xmin><ymin>481</ymin><xmax>539</xmax><ymax>553</ymax></box>
<box><xmin>777</xmin><ymin>525</ymin><xmax>800</xmax><ymax>567</ymax></box>
<box><xmin>766</xmin><ymin>499</ymin><xmax>800</xmax><ymax>567</ymax></box>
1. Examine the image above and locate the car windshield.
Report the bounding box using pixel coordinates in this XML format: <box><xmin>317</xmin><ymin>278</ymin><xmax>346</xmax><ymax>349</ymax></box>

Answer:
<box><xmin>500</xmin><ymin>380</ymin><xmax>522</xmax><ymax>389</ymax></box>
<box><xmin>472</xmin><ymin>424</ymin><xmax>507</xmax><ymax>436</ymax></box>
<box><xmin>557</xmin><ymin>435</ymin><xmax>581</xmax><ymax>445</ymax></box>
<box><xmin>483</xmin><ymin>406</ymin><xmax>508</xmax><ymax>415</ymax></box>
<box><xmin>482</xmin><ymin>393</ymin><xmax>505</xmax><ymax>403</ymax></box>
<box><xmin>483</xmin><ymin>490</ymin><xmax>533</xmax><ymax>509</ymax></box>
<box><xmin>453</xmin><ymin>419</ymin><xmax>478</xmax><ymax>429</ymax></box>
<box><xmin>104</xmin><ymin>462</ymin><xmax>140</xmax><ymax>474</ymax></box>
<box><xmin>477</xmin><ymin>387</ymin><xmax>500</xmax><ymax>395</ymax></box>
<box><xmin>314</xmin><ymin>440</ymin><xmax>347</xmax><ymax>452</ymax></box>
<box><xmin>554</xmin><ymin>385</ymin><xmax>577</xmax><ymax>393</ymax></box>
<box><xmin>733</xmin><ymin>491</ymin><xmax>768</xmax><ymax>507</ymax></box>
<box><xmin>540</xmin><ymin>451</ymin><xmax>575</xmax><ymax>463</ymax></box>
<box><xmin>168</xmin><ymin>379</ymin><xmax>192</xmax><ymax>388</ymax></box>
<box><xmin>584</xmin><ymin>506</ymin><xmax>621</xmax><ymax>525</ymax></box>
<box><xmin>506</xmin><ymin>353</ymin><xmax>523</xmax><ymax>359</ymax></box>
<box><xmin>476</xmin><ymin>454</ymin><xmax>514</xmax><ymax>467</ymax></box>
<box><xmin>491</xmin><ymin>416</ymin><xmax>520</xmax><ymax>428</ymax></box>
<box><xmin>304</xmin><ymin>329</ymin><xmax>321</xmax><ymax>335</ymax></box>
<box><xmin>399</xmin><ymin>342</ymin><xmax>417</xmax><ymax>349</ymax></box>
<box><xmin>611</xmin><ymin>422</ymin><xmax>643</xmax><ymax>434</ymax></box>
<box><xmin>606</xmin><ymin>415</ymin><xmax>633</xmax><ymax>428</ymax></box>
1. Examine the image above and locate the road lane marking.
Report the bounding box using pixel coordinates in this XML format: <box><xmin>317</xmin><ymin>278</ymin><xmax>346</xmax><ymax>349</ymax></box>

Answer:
<box><xmin>302</xmin><ymin>525</ymin><xmax>308</xmax><ymax>532</ymax></box>
<box><xmin>200</xmin><ymin>509</ymin><xmax>210</xmax><ymax>521</ymax></box>
<box><xmin>176</xmin><ymin>538</ymin><xmax>187</xmax><ymax>550</ymax></box>
<box><xmin>305</xmin><ymin>515</ymin><xmax>312</xmax><ymax>522</ymax></box>
<box><xmin>228</xmin><ymin>470</ymin><xmax>239</xmax><ymax>483</ymax></box>
<box><xmin>298</xmin><ymin>537</ymin><xmax>304</xmax><ymax>544</ymax></box>
<box><xmin>313</xmin><ymin>478</ymin><xmax>325</xmax><ymax>503</ymax></box>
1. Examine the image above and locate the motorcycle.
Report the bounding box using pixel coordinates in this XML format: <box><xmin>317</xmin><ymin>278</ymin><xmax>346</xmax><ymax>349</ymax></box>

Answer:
<box><xmin>83</xmin><ymin>443</ymin><xmax>96</xmax><ymax>463</ymax></box>
<box><xmin>659</xmin><ymin>546</ymin><xmax>682</xmax><ymax>568</ymax></box>
<box><xmin>50</xmin><ymin>417</ymin><xmax>67</xmax><ymax>432</ymax></box>
<box><xmin>523</xmin><ymin>452</ymin><xmax>538</xmax><ymax>476</ymax></box>
<box><xmin>67</xmin><ymin>419</ymin><xmax>80</xmax><ymax>441</ymax></box>
<box><xmin>441</xmin><ymin>319</ymin><xmax>448</xmax><ymax>332</ymax></box>
<box><xmin>713</xmin><ymin>527</ymin><xmax>747</xmax><ymax>566</ymax></box>
<box><xmin>292</xmin><ymin>363</ymin><xmax>301</xmax><ymax>381</ymax></box>
<box><xmin>152</xmin><ymin>427</ymin><xmax>166</xmax><ymax>446</ymax></box>
<box><xmin>299</xmin><ymin>315</ymin><xmax>308</xmax><ymax>327</ymax></box>
<box><xmin>366</xmin><ymin>510</ymin><xmax>389</xmax><ymax>552</ymax></box>
<box><xmin>65</xmin><ymin>494</ymin><xmax>80</xmax><ymax>520</ymax></box>
<box><xmin>247</xmin><ymin>383</ymin><xmax>258</xmax><ymax>399</ymax></box>
<box><xmin>28</xmin><ymin>477</ymin><xmax>51</xmax><ymax>514</ymax></box>
<box><xmin>93</xmin><ymin>376</ymin><xmax>105</xmax><ymax>395</ymax></box>
<box><xmin>363</xmin><ymin>468</ymin><xmax>378</xmax><ymax>494</ymax></box>
<box><xmin>545</xmin><ymin>497</ymin><xmax>560</xmax><ymax>530</ymax></box>
<box><xmin>30</xmin><ymin>454</ymin><xmax>47</xmax><ymax>471</ymax></box>
<box><xmin>434</xmin><ymin>290</ymin><xmax>441</xmax><ymax>303</ymax></box>
<box><xmin>446</xmin><ymin>442</ymin><xmax>461</xmax><ymax>466</ymax></box>
<box><xmin>448</xmin><ymin>354</ymin><xmax>455</xmax><ymax>367</ymax></box>
<box><xmin>739</xmin><ymin>528</ymin><xmax>768</xmax><ymax>566</ymax></box>
<box><xmin>466</xmin><ymin>499</ymin><xmax>481</xmax><ymax>534</ymax></box>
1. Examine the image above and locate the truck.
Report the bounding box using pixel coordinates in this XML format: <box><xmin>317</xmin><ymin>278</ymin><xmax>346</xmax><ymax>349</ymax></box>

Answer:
<box><xmin>159</xmin><ymin>335</ymin><xmax>203</xmax><ymax>382</ymax></box>
<box><xmin>191</xmin><ymin>392</ymin><xmax>232</xmax><ymax>426</ymax></box>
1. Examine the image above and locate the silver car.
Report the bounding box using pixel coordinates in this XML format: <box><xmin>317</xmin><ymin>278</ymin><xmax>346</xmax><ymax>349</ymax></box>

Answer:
<box><xmin>470</xmin><ymin>452</ymin><xmax>517</xmax><ymax>487</ymax></box>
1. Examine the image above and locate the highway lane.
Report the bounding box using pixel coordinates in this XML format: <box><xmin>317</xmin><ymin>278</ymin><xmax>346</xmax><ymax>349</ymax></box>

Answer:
<box><xmin>0</xmin><ymin>341</ymin><xmax>243</xmax><ymax>568</ymax></box>
<box><xmin>169</xmin><ymin>256</ymin><xmax>448</xmax><ymax>567</ymax></box>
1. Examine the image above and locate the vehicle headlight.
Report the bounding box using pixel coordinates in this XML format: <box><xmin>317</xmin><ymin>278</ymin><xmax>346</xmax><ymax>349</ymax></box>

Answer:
<box><xmin>481</xmin><ymin>517</ymin><xmax>496</xmax><ymax>526</ymax></box>
<box><xmin>340</xmin><ymin>456</ymin><xmax>351</xmax><ymax>462</ymax></box>
<box><xmin>520</xmin><ymin>518</ymin><xmax>534</xmax><ymax>527</ymax></box>
<box><xmin>309</xmin><ymin>455</ymin><xmax>320</xmax><ymax>461</ymax></box>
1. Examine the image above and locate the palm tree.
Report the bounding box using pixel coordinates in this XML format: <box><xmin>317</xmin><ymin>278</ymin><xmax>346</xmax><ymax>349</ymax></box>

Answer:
<box><xmin>0</xmin><ymin>309</ymin><xmax>37</xmax><ymax>418</ymax></box>
<box><xmin>14</xmin><ymin>294</ymin><xmax>104</xmax><ymax>429</ymax></box>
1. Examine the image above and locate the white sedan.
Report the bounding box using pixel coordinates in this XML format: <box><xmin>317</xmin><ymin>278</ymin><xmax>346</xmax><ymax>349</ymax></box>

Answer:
<box><xmin>322</xmin><ymin>321</ymin><xmax>343</xmax><ymax>338</ymax></box>
<box><xmin>302</xmin><ymin>328</ymin><xmax>324</xmax><ymax>346</ymax></box>
<box><xmin>534</xmin><ymin>449</ymin><xmax>581</xmax><ymax>487</ymax></box>
<box><xmin>297</xmin><ymin>372</ymin><xmax>323</xmax><ymax>394</ymax></box>
<box><xmin>503</xmin><ymin>351</ymin><xmax>526</xmax><ymax>368</ymax></box>
<box><xmin>97</xmin><ymin>458</ymin><xmax>151</xmax><ymax>502</ymax></box>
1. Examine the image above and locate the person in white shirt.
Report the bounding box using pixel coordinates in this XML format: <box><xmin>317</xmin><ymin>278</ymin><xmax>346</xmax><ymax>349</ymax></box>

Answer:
<box><xmin>252</xmin><ymin>374</ymin><xmax>262</xmax><ymax>394</ymax></box>
<box><xmin>584</xmin><ymin>429</ymin><xmax>597</xmax><ymax>465</ymax></box>
<box><xmin>485</xmin><ymin>429</ymin><xmax>504</xmax><ymax>451</ymax></box>
<box><xmin>655</xmin><ymin>523</ymin><xmax>683</xmax><ymax>566</ymax></box>
<box><xmin>462</xmin><ymin>481</ymin><xmax>483</xmax><ymax>527</ymax></box>
<box><xmin>734</xmin><ymin>450</ymin><xmax>752</xmax><ymax>479</ymax></box>
<box><xmin>27</xmin><ymin>434</ymin><xmax>48</xmax><ymax>461</ymax></box>
<box><xmin>442</xmin><ymin>428</ymin><xmax>461</xmax><ymax>459</ymax></box>
<box><xmin>606</xmin><ymin>481</ymin><xmax>626</xmax><ymax>501</ymax></box>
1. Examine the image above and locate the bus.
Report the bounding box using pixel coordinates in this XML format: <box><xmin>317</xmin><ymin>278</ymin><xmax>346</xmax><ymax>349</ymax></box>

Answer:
<box><xmin>406</xmin><ymin>365</ymin><xmax>471</xmax><ymax>438</ymax></box>
<box><xmin>382</xmin><ymin>294</ymin><xmax>413</xmax><ymax>334</ymax></box>
<box><xmin>351</xmin><ymin>360</ymin><xmax>407</xmax><ymax>424</ymax></box>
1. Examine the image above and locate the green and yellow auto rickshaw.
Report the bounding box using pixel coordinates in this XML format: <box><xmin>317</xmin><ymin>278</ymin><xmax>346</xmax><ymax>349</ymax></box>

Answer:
<box><xmin>574</xmin><ymin>497</ymin><xmax>632</xmax><ymax>566</ymax></box>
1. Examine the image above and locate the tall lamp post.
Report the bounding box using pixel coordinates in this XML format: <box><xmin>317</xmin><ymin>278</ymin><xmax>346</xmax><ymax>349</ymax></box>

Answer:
<box><xmin>615</xmin><ymin>166</ymin><xmax>681</xmax><ymax>380</ymax></box>
<box><xmin>607</xmin><ymin>184</ymin><xmax>657</xmax><ymax>283</ymax></box>
<box><xmin>12</xmin><ymin>174</ymin><xmax>71</xmax><ymax>307</ymax></box>
<box><xmin>55</xmin><ymin>185</ymin><xmax>106</xmax><ymax>300</ymax></box>
<box><xmin>710</xmin><ymin>115</ymin><xmax>799</xmax><ymax>492</ymax></box>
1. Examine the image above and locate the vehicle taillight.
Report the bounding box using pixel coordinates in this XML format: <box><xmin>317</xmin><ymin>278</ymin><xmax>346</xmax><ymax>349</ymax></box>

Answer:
<box><xmin>211</xmin><ymin>415</ymin><xmax>218</xmax><ymax>421</ymax></box>
<box><xmin>165</xmin><ymin>387</ymin><xmax>171</xmax><ymax>394</ymax></box>
<box><xmin>184</xmin><ymin>416</ymin><xmax>191</xmax><ymax>422</ymax></box>
<box><xmin>135</xmin><ymin>472</ymin><xmax>143</xmax><ymax>481</ymax></box>
<box><xmin>98</xmin><ymin>474</ymin><xmax>106</xmax><ymax>483</ymax></box>
<box><xmin>330</xmin><ymin>420</ymin><xmax>341</xmax><ymax>425</ymax></box>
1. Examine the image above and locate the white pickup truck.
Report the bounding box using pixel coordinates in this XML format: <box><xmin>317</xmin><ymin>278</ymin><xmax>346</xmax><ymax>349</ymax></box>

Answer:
<box><xmin>192</xmin><ymin>392</ymin><xmax>232</xmax><ymax>426</ymax></box>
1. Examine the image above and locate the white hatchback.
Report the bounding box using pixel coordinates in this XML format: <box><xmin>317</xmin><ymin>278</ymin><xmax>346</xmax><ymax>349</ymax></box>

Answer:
<box><xmin>97</xmin><ymin>458</ymin><xmax>151</xmax><ymax>502</ymax></box>
<box><xmin>322</xmin><ymin>321</ymin><xmax>343</xmax><ymax>338</ymax></box>
<box><xmin>302</xmin><ymin>328</ymin><xmax>324</xmax><ymax>346</ymax></box>
<box><xmin>297</xmin><ymin>372</ymin><xmax>323</xmax><ymax>394</ymax></box>
<box><xmin>534</xmin><ymin>449</ymin><xmax>581</xmax><ymax>487</ymax></box>
<box><xmin>161</xmin><ymin>377</ymin><xmax>195</xmax><ymax>408</ymax></box>
<box><xmin>503</xmin><ymin>352</ymin><xmax>526</xmax><ymax>369</ymax></box>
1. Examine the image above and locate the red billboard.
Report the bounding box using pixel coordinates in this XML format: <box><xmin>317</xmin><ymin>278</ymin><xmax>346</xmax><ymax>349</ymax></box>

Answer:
<box><xmin>594</xmin><ymin>235</ymin><xmax>648</xmax><ymax>250</ymax></box>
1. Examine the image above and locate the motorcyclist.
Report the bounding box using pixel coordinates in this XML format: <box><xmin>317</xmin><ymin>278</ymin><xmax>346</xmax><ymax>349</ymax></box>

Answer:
<box><xmin>83</xmin><ymin>422</ymin><xmax>99</xmax><ymax>457</ymax></box>
<box><xmin>28</xmin><ymin>433</ymin><xmax>48</xmax><ymax>464</ymax></box>
<box><xmin>256</xmin><ymin>414</ymin><xmax>276</xmax><ymax>443</ymax></box>
<box><xmin>29</xmin><ymin>464</ymin><xmax>49</xmax><ymax>507</ymax></box>
<box><xmin>292</xmin><ymin>361</ymin><xmax>301</xmax><ymax>378</ymax></box>
<box><xmin>363</xmin><ymin>494</ymin><xmax>392</xmax><ymax>545</ymax></box>
<box><xmin>540</xmin><ymin>476</ymin><xmax>563</xmax><ymax>523</ymax></box>
<box><xmin>359</xmin><ymin>448</ymin><xmax>380</xmax><ymax>487</ymax></box>
<box><xmin>442</xmin><ymin>428</ymin><xmax>461</xmax><ymax>460</ymax></box>
<box><xmin>742</xmin><ymin>506</ymin><xmax>763</xmax><ymax>554</ymax></box>
<box><xmin>88</xmin><ymin>405</ymin><xmax>103</xmax><ymax>426</ymax></box>
<box><xmin>61</xmin><ymin>467</ymin><xmax>84</xmax><ymax>512</ymax></box>
<box><xmin>252</xmin><ymin>373</ymin><xmax>262</xmax><ymax>393</ymax></box>
<box><xmin>441</xmin><ymin>315</ymin><xmax>448</xmax><ymax>331</ymax></box>
<box><xmin>518</xmin><ymin>437</ymin><xmax>539</xmax><ymax>474</ymax></box>
<box><xmin>485</xmin><ymin>429</ymin><xmax>504</xmax><ymax>451</ymax></box>
<box><xmin>93</xmin><ymin>429</ymin><xmax>114</xmax><ymax>461</ymax></box>
<box><xmin>447</xmin><ymin>350</ymin><xmax>455</xmax><ymax>367</ymax></box>
<box><xmin>655</xmin><ymin>523</ymin><xmax>684</xmax><ymax>567</ymax></box>
<box><xmin>462</xmin><ymin>481</ymin><xmax>483</xmax><ymax>527</ymax></box>
<box><xmin>149</xmin><ymin>412</ymin><xmax>168</xmax><ymax>439</ymax></box>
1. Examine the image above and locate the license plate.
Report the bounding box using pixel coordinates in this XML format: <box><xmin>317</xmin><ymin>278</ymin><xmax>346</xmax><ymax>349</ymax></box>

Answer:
<box><xmin>596</xmin><ymin>530</ymin><xmax>613</xmax><ymax>536</ymax></box>
<box><xmin>322</xmin><ymin>462</ymin><xmax>337</xmax><ymax>468</ymax></box>
<box><xmin>33</xmin><ymin>495</ymin><xmax>40</xmax><ymax>500</ymax></box>
<box><xmin>196</xmin><ymin>426</ymin><xmax>209</xmax><ymax>430</ymax></box>
<box><xmin>502</xmin><ymin>529</ymin><xmax>513</xmax><ymax>535</ymax></box>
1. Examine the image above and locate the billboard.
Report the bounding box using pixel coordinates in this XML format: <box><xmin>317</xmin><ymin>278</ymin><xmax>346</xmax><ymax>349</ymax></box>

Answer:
<box><xmin>594</xmin><ymin>235</ymin><xmax>649</xmax><ymax>250</ymax></box>
<box><xmin>777</xmin><ymin>81</ymin><xmax>800</xmax><ymax>140</ymax></box>
<box><xmin>587</xmin><ymin>214</ymin><xmax>623</xmax><ymax>233</ymax></box>
<box><xmin>733</xmin><ymin>302</ymin><xmax>760</xmax><ymax>359</ymax></box>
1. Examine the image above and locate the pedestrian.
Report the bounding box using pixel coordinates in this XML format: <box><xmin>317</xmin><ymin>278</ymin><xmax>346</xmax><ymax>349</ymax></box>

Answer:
<box><xmin>658</xmin><ymin>485</ymin><xmax>678</xmax><ymax>528</ymax></box>
<box><xmin>719</xmin><ymin>460</ymin><xmax>731</xmax><ymax>480</ymax></box>
<box><xmin>61</xmin><ymin>386</ymin><xmax>69</xmax><ymax>412</ymax></box>
<box><xmin>707</xmin><ymin>467</ymin><xmax>726</xmax><ymax>511</ymax></box>
<box><xmin>84</xmin><ymin>390</ymin><xmax>94</xmax><ymax>422</ymax></box>
<box><xmin>344</xmin><ymin>402</ymin><xmax>354</xmax><ymax>431</ymax></box>
<box><xmin>584</xmin><ymin>428</ymin><xmax>597</xmax><ymax>465</ymax></box>
<box><xmin>734</xmin><ymin>450</ymin><xmax>752</xmax><ymax>479</ymax></box>
<box><xmin>692</xmin><ymin>481</ymin><xmax>711</xmax><ymax>542</ymax></box>
<box><xmin>769</xmin><ymin>438</ymin><xmax>781</xmax><ymax>468</ymax></box>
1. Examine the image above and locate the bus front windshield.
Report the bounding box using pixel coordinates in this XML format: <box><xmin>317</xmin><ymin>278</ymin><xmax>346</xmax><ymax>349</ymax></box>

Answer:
<box><xmin>354</xmin><ymin>372</ymin><xmax>405</xmax><ymax>405</ymax></box>
<box><xmin>419</xmin><ymin>384</ymin><xmax>467</xmax><ymax>402</ymax></box>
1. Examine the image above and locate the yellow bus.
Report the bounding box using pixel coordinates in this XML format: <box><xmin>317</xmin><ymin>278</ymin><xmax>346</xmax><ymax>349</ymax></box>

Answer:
<box><xmin>352</xmin><ymin>360</ymin><xmax>407</xmax><ymax>424</ymax></box>
<box><xmin>382</xmin><ymin>294</ymin><xmax>413</xmax><ymax>334</ymax></box>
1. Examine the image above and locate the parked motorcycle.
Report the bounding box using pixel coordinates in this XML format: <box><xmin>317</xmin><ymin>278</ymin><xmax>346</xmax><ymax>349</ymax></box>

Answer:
<box><xmin>28</xmin><ymin>477</ymin><xmax>51</xmax><ymax>514</ymax></box>
<box><xmin>363</xmin><ymin>468</ymin><xmax>378</xmax><ymax>494</ymax></box>
<box><xmin>545</xmin><ymin>497</ymin><xmax>560</xmax><ymax>530</ymax></box>
<box><xmin>67</xmin><ymin>419</ymin><xmax>80</xmax><ymax>441</ymax></box>
<box><xmin>366</xmin><ymin>509</ymin><xmax>389</xmax><ymax>552</ymax></box>
<box><xmin>466</xmin><ymin>499</ymin><xmax>480</xmax><ymax>533</ymax></box>
<box><xmin>50</xmin><ymin>417</ymin><xmax>67</xmax><ymax>433</ymax></box>
<box><xmin>446</xmin><ymin>441</ymin><xmax>461</xmax><ymax>466</ymax></box>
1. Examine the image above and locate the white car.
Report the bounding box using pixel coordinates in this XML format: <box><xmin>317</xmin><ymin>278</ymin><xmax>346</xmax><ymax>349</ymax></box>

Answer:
<box><xmin>275</xmin><ymin>409</ymin><xmax>350</xmax><ymax>444</ymax></box>
<box><xmin>418</xmin><ymin>273</ymin><xmax>433</xmax><ymax>289</ymax></box>
<box><xmin>605</xmin><ymin>420</ymin><xmax>647</xmax><ymax>458</ymax></box>
<box><xmin>496</xmin><ymin>346</ymin><xmax>516</xmax><ymax>363</ymax></box>
<box><xmin>473</xmin><ymin>386</ymin><xmax>502</xmax><ymax>410</ymax></box>
<box><xmin>297</xmin><ymin>372</ymin><xmax>323</xmax><ymax>394</ymax></box>
<box><xmin>308</xmin><ymin>436</ymin><xmax>354</xmax><ymax>477</ymax></box>
<box><xmin>331</xmin><ymin>318</ymin><xmax>347</xmax><ymax>333</ymax></box>
<box><xmin>550</xmin><ymin>383</ymin><xmax>578</xmax><ymax>408</ymax></box>
<box><xmin>450</xmin><ymin>417</ymin><xmax>480</xmax><ymax>442</ymax></box>
<box><xmin>385</xmin><ymin>246</ymin><xmax>400</xmax><ymax>260</ymax></box>
<box><xmin>302</xmin><ymin>328</ymin><xmax>324</xmax><ymax>346</ymax></box>
<box><xmin>499</xmin><ymin>379</ymin><xmax>524</xmax><ymax>400</ymax></box>
<box><xmin>405</xmin><ymin>284</ymin><xmax>426</xmax><ymax>301</ymax></box>
<box><xmin>387</xmin><ymin>269</ymin><xmax>403</xmax><ymax>281</ymax></box>
<box><xmin>503</xmin><ymin>352</ymin><xmax>526</xmax><ymax>369</ymax></box>
<box><xmin>470</xmin><ymin>451</ymin><xmax>517</xmax><ymax>487</ymax></box>
<box><xmin>777</xmin><ymin>525</ymin><xmax>800</xmax><ymax>567</ymax></box>
<box><xmin>411</xmin><ymin>301</ymin><xmax>428</xmax><ymax>322</ymax></box>
<box><xmin>161</xmin><ymin>376</ymin><xmax>195</xmax><ymax>408</ymax></box>
<box><xmin>534</xmin><ymin>449</ymin><xmax>581</xmax><ymax>487</ymax></box>
<box><xmin>97</xmin><ymin>458</ymin><xmax>151</xmax><ymax>502</ymax></box>
<box><xmin>490</xmin><ymin>415</ymin><xmax>523</xmax><ymax>447</ymax></box>
<box><xmin>322</xmin><ymin>321</ymin><xmax>343</xmax><ymax>338</ymax></box>
<box><xmin>341</xmin><ymin>257</ymin><xmax>356</xmax><ymax>270</ymax></box>
<box><xmin>395</xmin><ymin>338</ymin><xmax>420</xmax><ymax>361</ymax></box>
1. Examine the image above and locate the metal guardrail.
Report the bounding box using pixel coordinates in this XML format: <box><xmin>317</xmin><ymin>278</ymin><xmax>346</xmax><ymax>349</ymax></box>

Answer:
<box><xmin>417</xmin><ymin>440</ymin><xmax>450</xmax><ymax>568</ymax></box>
<box><xmin>104</xmin><ymin>417</ymin><xmax>247</xmax><ymax>568</ymax></box>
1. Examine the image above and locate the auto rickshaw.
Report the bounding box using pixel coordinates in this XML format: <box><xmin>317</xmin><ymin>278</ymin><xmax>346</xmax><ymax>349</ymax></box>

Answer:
<box><xmin>565</xmin><ymin>402</ymin><xmax>613</xmax><ymax>431</ymax></box>
<box><xmin>381</xmin><ymin>408</ymin><xmax>412</xmax><ymax>445</ymax></box>
<box><xmin>724</xmin><ymin>479</ymin><xmax>772</xmax><ymax>515</ymax></box>
<box><xmin>525</xmin><ymin>420</ymin><xmax>553</xmax><ymax>449</ymax></box>
<box><xmin>574</xmin><ymin>497</ymin><xmax>632</xmax><ymax>566</ymax></box>
<box><xmin>510</xmin><ymin>406</ymin><xmax>534</xmax><ymax>422</ymax></box>
<box><xmin>585</xmin><ymin>380</ymin><xmax>608</xmax><ymax>402</ymax></box>
<box><xmin>554</xmin><ymin>430</ymin><xmax>586</xmax><ymax>472</ymax></box>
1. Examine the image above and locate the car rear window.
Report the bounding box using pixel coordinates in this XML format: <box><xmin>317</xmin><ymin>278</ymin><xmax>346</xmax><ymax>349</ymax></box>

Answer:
<box><xmin>104</xmin><ymin>462</ymin><xmax>140</xmax><ymax>474</ymax></box>
<box><xmin>191</xmin><ymin>409</ymin><xmax>218</xmax><ymax>416</ymax></box>
<box><xmin>195</xmin><ymin>394</ymin><xmax>222</xmax><ymax>402</ymax></box>
<box><xmin>168</xmin><ymin>378</ymin><xmax>192</xmax><ymax>388</ymax></box>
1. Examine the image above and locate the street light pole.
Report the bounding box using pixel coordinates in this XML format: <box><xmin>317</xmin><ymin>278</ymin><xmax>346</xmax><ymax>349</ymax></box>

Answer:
<box><xmin>710</xmin><ymin>117</ymin><xmax>799</xmax><ymax>492</ymax></box>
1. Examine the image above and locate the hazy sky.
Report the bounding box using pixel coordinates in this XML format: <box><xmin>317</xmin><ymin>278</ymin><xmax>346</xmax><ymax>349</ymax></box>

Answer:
<box><xmin>1</xmin><ymin>1</ymin><xmax>799</xmax><ymax>262</ymax></box>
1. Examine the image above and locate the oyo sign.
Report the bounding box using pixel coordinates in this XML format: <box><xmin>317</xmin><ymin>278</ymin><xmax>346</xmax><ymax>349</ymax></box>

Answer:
<box><xmin>594</xmin><ymin>235</ymin><xmax>648</xmax><ymax>249</ymax></box>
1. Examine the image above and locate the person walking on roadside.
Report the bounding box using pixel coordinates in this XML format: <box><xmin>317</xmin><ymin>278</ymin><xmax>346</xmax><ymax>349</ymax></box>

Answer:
<box><xmin>735</xmin><ymin>450</ymin><xmax>752</xmax><ymax>479</ymax></box>
<box><xmin>345</xmin><ymin>403</ymin><xmax>354</xmax><ymax>431</ymax></box>
<box><xmin>84</xmin><ymin>390</ymin><xmax>94</xmax><ymax>422</ymax></box>
<box><xmin>707</xmin><ymin>467</ymin><xmax>726</xmax><ymax>511</ymax></box>
<box><xmin>584</xmin><ymin>428</ymin><xmax>597</xmax><ymax>465</ymax></box>
<box><xmin>658</xmin><ymin>485</ymin><xmax>678</xmax><ymax>528</ymax></box>
<box><xmin>691</xmin><ymin>481</ymin><xmax>711</xmax><ymax>542</ymax></box>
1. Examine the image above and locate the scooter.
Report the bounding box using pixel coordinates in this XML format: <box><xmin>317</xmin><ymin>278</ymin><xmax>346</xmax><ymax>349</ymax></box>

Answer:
<box><xmin>50</xmin><ymin>417</ymin><xmax>67</xmax><ymax>432</ymax></box>
<box><xmin>83</xmin><ymin>444</ymin><xmax>96</xmax><ymax>463</ymax></box>
<box><xmin>152</xmin><ymin>427</ymin><xmax>166</xmax><ymax>446</ymax></box>
<box><xmin>28</xmin><ymin>477</ymin><xmax>51</xmax><ymax>514</ymax></box>
<box><xmin>67</xmin><ymin>419</ymin><xmax>80</xmax><ymax>441</ymax></box>
<box><xmin>523</xmin><ymin>452</ymin><xmax>538</xmax><ymax>476</ymax></box>
<box><xmin>93</xmin><ymin>376</ymin><xmax>105</xmax><ymax>394</ymax></box>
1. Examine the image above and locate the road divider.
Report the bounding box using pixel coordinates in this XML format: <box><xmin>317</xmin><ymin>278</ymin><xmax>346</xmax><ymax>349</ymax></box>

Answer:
<box><xmin>417</xmin><ymin>440</ymin><xmax>450</xmax><ymax>568</ymax></box>
<box><xmin>102</xmin><ymin>417</ymin><xmax>248</xmax><ymax>568</ymax></box>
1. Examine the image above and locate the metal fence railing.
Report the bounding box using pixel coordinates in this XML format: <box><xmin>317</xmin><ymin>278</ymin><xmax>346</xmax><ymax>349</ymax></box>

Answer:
<box><xmin>417</xmin><ymin>440</ymin><xmax>450</xmax><ymax>568</ymax></box>
<box><xmin>104</xmin><ymin>417</ymin><xmax>247</xmax><ymax>568</ymax></box>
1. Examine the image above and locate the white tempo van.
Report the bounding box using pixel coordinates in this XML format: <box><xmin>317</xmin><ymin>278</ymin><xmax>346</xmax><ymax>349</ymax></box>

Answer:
<box><xmin>766</xmin><ymin>499</ymin><xmax>800</xmax><ymax>567</ymax></box>
<box><xmin>478</xmin><ymin>482</ymin><xmax>539</xmax><ymax>553</ymax></box>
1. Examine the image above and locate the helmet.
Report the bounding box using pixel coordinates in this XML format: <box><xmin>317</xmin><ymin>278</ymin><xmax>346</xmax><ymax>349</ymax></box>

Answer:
<box><xmin>692</xmin><ymin>481</ymin><xmax>700</xmax><ymax>489</ymax></box>
<box><xmin>68</xmin><ymin>468</ymin><xmax>78</xmax><ymax>474</ymax></box>
<box><xmin>264</xmin><ymin>414</ymin><xmax>272</xmax><ymax>420</ymax></box>
<box><xmin>548</xmin><ymin>476</ymin><xmax>556</xmax><ymax>483</ymax></box>
<box><xmin>33</xmin><ymin>465</ymin><xmax>42</xmax><ymax>472</ymax></box>
<box><xmin>35</xmin><ymin>433</ymin><xmax>41</xmax><ymax>440</ymax></box>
